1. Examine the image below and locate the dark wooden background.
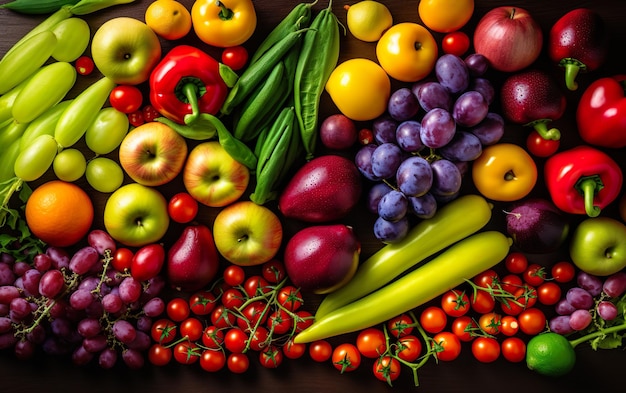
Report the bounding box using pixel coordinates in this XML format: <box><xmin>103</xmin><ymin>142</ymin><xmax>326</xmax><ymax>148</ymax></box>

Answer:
<box><xmin>2</xmin><ymin>0</ymin><xmax>626</xmax><ymax>391</ymax></box>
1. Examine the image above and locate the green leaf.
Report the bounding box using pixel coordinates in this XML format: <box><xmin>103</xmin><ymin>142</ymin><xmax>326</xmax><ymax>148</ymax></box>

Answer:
<box><xmin>593</xmin><ymin>333</ymin><xmax>624</xmax><ymax>350</ymax></box>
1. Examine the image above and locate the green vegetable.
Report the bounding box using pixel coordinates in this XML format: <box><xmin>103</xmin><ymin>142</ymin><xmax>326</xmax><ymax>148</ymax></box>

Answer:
<box><xmin>0</xmin><ymin>0</ymin><xmax>80</xmax><ymax>14</ymax></box>
<box><xmin>68</xmin><ymin>0</ymin><xmax>136</xmax><ymax>15</ymax></box>
<box><xmin>315</xmin><ymin>194</ymin><xmax>494</xmax><ymax>318</ymax></box>
<box><xmin>0</xmin><ymin>121</ymin><xmax>29</xmax><ymax>149</ymax></box>
<box><xmin>293</xmin><ymin>0</ymin><xmax>340</xmax><ymax>159</ymax></box>
<box><xmin>0</xmin><ymin>76</ymin><xmax>34</xmax><ymax>125</ymax></box>
<box><xmin>14</xmin><ymin>134</ymin><xmax>59</xmax><ymax>182</ymax></box>
<box><xmin>294</xmin><ymin>231</ymin><xmax>512</xmax><ymax>343</ymax></box>
<box><xmin>0</xmin><ymin>139</ymin><xmax>21</xmax><ymax>183</ymax></box>
<box><xmin>155</xmin><ymin>117</ymin><xmax>216</xmax><ymax>141</ymax></box>
<box><xmin>20</xmin><ymin>100</ymin><xmax>72</xmax><ymax>151</ymax></box>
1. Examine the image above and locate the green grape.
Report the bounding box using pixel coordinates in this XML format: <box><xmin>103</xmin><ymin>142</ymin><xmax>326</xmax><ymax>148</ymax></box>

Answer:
<box><xmin>85</xmin><ymin>107</ymin><xmax>130</xmax><ymax>154</ymax></box>
<box><xmin>14</xmin><ymin>134</ymin><xmax>58</xmax><ymax>181</ymax></box>
<box><xmin>50</xmin><ymin>17</ymin><xmax>91</xmax><ymax>62</ymax></box>
<box><xmin>52</xmin><ymin>148</ymin><xmax>86</xmax><ymax>182</ymax></box>
<box><xmin>86</xmin><ymin>157</ymin><xmax>124</xmax><ymax>193</ymax></box>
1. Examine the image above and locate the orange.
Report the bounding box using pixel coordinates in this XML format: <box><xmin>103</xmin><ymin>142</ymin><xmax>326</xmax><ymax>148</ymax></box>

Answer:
<box><xmin>25</xmin><ymin>180</ymin><xmax>94</xmax><ymax>248</ymax></box>
<box><xmin>145</xmin><ymin>0</ymin><xmax>192</xmax><ymax>40</ymax></box>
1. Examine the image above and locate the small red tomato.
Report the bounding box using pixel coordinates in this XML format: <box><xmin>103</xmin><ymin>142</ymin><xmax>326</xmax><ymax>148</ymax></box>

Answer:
<box><xmin>180</xmin><ymin>317</ymin><xmax>204</xmax><ymax>342</ymax></box>
<box><xmin>551</xmin><ymin>261</ymin><xmax>575</xmax><ymax>283</ymax></box>
<box><xmin>131</xmin><ymin>243</ymin><xmax>165</xmax><ymax>281</ymax></box>
<box><xmin>150</xmin><ymin>318</ymin><xmax>177</xmax><ymax>344</ymax></box>
<box><xmin>128</xmin><ymin>110</ymin><xmax>144</xmax><ymax>127</ymax></box>
<box><xmin>518</xmin><ymin>307</ymin><xmax>546</xmax><ymax>336</ymax></box>
<box><xmin>373</xmin><ymin>356</ymin><xmax>401</xmax><ymax>383</ymax></box>
<box><xmin>442</xmin><ymin>31</ymin><xmax>470</xmax><ymax>56</ymax></box>
<box><xmin>202</xmin><ymin>325</ymin><xmax>224</xmax><ymax>349</ymax></box>
<box><xmin>501</xmin><ymin>337</ymin><xmax>526</xmax><ymax>363</ymax></box>
<box><xmin>478</xmin><ymin>312</ymin><xmax>502</xmax><ymax>335</ymax></box>
<box><xmin>277</xmin><ymin>285</ymin><xmax>303</xmax><ymax>312</ymax></box>
<box><xmin>173</xmin><ymin>341</ymin><xmax>200</xmax><ymax>365</ymax></box>
<box><xmin>259</xmin><ymin>345</ymin><xmax>283</xmax><ymax>368</ymax></box>
<box><xmin>451</xmin><ymin>315</ymin><xmax>477</xmax><ymax>342</ymax></box>
<box><xmin>189</xmin><ymin>290</ymin><xmax>217</xmax><ymax>316</ymax></box>
<box><xmin>504</xmin><ymin>252</ymin><xmax>528</xmax><ymax>274</ymax></box>
<box><xmin>432</xmin><ymin>331</ymin><xmax>462</xmax><ymax>361</ymax></box>
<box><xmin>523</xmin><ymin>264</ymin><xmax>547</xmax><ymax>287</ymax></box>
<box><xmin>200</xmin><ymin>349</ymin><xmax>226</xmax><ymax>372</ymax></box>
<box><xmin>283</xmin><ymin>339</ymin><xmax>306</xmax><ymax>360</ymax></box>
<box><xmin>387</xmin><ymin>314</ymin><xmax>415</xmax><ymax>338</ymax></box>
<box><xmin>473</xmin><ymin>269</ymin><xmax>499</xmax><ymax>288</ymax></box>
<box><xmin>500</xmin><ymin>315</ymin><xmax>520</xmax><ymax>336</ymax></box>
<box><xmin>441</xmin><ymin>289</ymin><xmax>470</xmax><ymax>317</ymax></box>
<box><xmin>267</xmin><ymin>308</ymin><xmax>293</xmax><ymax>335</ymax></box>
<box><xmin>420</xmin><ymin>306</ymin><xmax>448</xmax><ymax>334</ymax></box>
<box><xmin>396</xmin><ymin>335</ymin><xmax>422</xmax><ymax>362</ymax></box>
<box><xmin>224</xmin><ymin>328</ymin><xmax>249</xmax><ymax>354</ymax></box>
<box><xmin>112</xmin><ymin>247</ymin><xmax>133</xmax><ymax>272</ymax></box>
<box><xmin>167</xmin><ymin>298</ymin><xmax>191</xmax><ymax>322</ymax></box>
<box><xmin>109</xmin><ymin>85</ymin><xmax>144</xmax><ymax>114</ymax></box>
<box><xmin>148</xmin><ymin>343</ymin><xmax>172</xmax><ymax>366</ymax></box>
<box><xmin>526</xmin><ymin>130</ymin><xmax>560</xmax><ymax>157</ymax></box>
<box><xmin>142</xmin><ymin>104</ymin><xmax>160</xmax><ymax>122</ymax></box>
<box><xmin>261</xmin><ymin>259</ymin><xmax>286</xmax><ymax>283</ymax></box>
<box><xmin>471</xmin><ymin>336</ymin><xmax>500</xmax><ymax>363</ymax></box>
<box><xmin>537</xmin><ymin>282</ymin><xmax>562</xmax><ymax>306</ymax></box>
<box><xmin>75</xmin><ymin>56</ymin><xmax>94</xmax><ymax>76</ymax></box>
<box><xmin>223</xmin><ymin>265</ymin><xmax>246</xmax><ymax>287</ymax></box>
<box><xmin>332</xmin><ymin>343</ymin><xmax>361</xmax><ymax>372</ymax></box>
<box><xmin>470</xmin><ymin>290</ymin><xmax>495</xmax><ymax>314</ymax></box>
<box><xmin>248</xmin><ymin>326</ymin><xmax>269</xmax><ymax>352</ymax></box>
<box><xmin>167</xmin><ymin>192</ymin><xmax>199</xmax><ymax>224</ymax></box>
<box><xmin>221</xmin><ymin>287</ymin><xmax>245</xmax><ymax>309</ymax></box>
<box><xmin>356</xmin><ymin>327</ymin><xmax>387</xmax><ymax>358</ymax></box>
<box><xmin>227</xmin><ymin>353</ymin><xmax>249</xmax><ymax>373</ymax></box>
<box><xmin>221</xmin><ymin>45</ymin><xmax>249</xmax><ymax>71</ymax></box>
<box><xmin>309</xmin><ymin>340</ymin><xmax>332</xmax><ymax>362</ymax></box>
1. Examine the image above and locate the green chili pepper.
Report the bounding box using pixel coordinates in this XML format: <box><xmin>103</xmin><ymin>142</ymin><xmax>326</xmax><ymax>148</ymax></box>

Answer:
<box><xmin>255</xmin><ymin>106</ymin><xmax>295</xmax><ymax>176</ymax></box>
<box><xmin>155</xmin><ymin>116</ymin><xmax>217</xmax><ymax>140</ymax></box>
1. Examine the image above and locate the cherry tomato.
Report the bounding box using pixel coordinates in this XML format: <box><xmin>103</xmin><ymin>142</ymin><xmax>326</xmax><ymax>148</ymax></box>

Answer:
<box><xmin>537</xmin><ymin>282</ymin><xmax>562</xmax><ymax>306</ymax></box>
<box><xmin>441</xmin><ymin>289</ymin><xmax>470</xmax><ymax>317</ymax></box>
<box><xmin>211</xmin><ymin>304</ymin><xmax>236</xmax><ymax>329</ymax></box>
<box><xmin>420</xmin><ymin>306</ymin><xmax>448</xmax><ymax>334</ymax></box>
<box><xmin>442</xmin><ymin>31</ymin><xmax>470</xmax><ymax>56</ymax></box>
<box><xmin>332</xmin><ymin>343</ymin><xmax>361</xmax><ymax>373</ymax></box>
<box><xmin>500</xmin><ymin>273</ymin><xmax>524</xmax><ymax>294</ymax></box>
<box><xmin>237</xmin><ymin>301</ymin><xmax>268</xmax><ymax>332</ymax></box>
<box><xmin>243</xmin><ymin>276</ymin><xmax>271</xmax><ymax>298</ymax></box>
<box><xmin>131</xmin><ymin>243</ymin><xmax>165</xmax><ymax>282</ymax></box>
<box><xmin>473</xmin><ymin>269</ymin><xmax>499</xmax><ymax>288</ymax></box>
<box><xmin>227</xmin><ymin>353</ymin><xmax>249</xmax><ymax>373</ymax></box>
<box><xmin>523</xmin><ymin>264</ymin><xmax>547</xmax><ymax>286</ymax></box>
<box><xmin>221</xmin><ymin>45</ymin><xmax>248</xmax><ymax>71</ymax></box>
<box><xmin>451</xmin><ymin>315</ymin><xmax>477</xmax><ymax>342</ymax></box>
<box><xmin>148</xmin><ymin>343</ymin><xmax>172</xmax><ymax>366</ymax></box>
<box><xmin>500</xmin><ymin>285</ymin><xmax>537</xmax><ymax>316</ymax></box>
<box><xmin>277</xmin><ymin>286</ymin><xmax>303</xmax><ymax>312</ymax></box>
<box><xmin>358</xmin><ymin>128</ymin><xmax>374</xmax><ymax>145</ymax></box>
<box><xmin>294</xmin><ymin>310</ymin><xmax>314</xmax><ymax>333</ymax></box>
<box><xmin>167</xmin><ymin>192</ymin><xmax>199</xmax><ymax>224</ymax></box>
<box><xmin>259</xmin><ymin>345</ymin><xmax>283</xmax><ymax>368</ymax></box>
<box><xmin>75</xmin><ymin>55</ymin><xmax>94</xmax><ymax>76</ymax></box>
<box><xmin>167</xmin><ymin>298</ymin><xmax>190</xmax><ymax>322</ymax></box>
<box><xmin>202</xmin><ymin>325</ymin><xmax>224</xmax><ymax>349</ymax></box>
<box><xmin>109</xmin><ymin>85</ymin><xmax>143</xmax><ymax>114</ymax></box>
<box><xmin>261</xmin><ymin>259</ymin><xmax>286</xmax><ymax>283</ymax></box>
<box><xmin>471</xmin><ymin>336</ymin><xmax>500</xmax><ymax>363</ymax></box>
<box><xmin>356</xmin><ymin>327</ymin><xmax>387</xmax><ymax>358</ymax></box>
<box><xmin>142</xmin><ymin>104</ymin><xmax>160</xmax><ymax>122</ymax></box>
<box><xmin>189</xmin><ymin>290</ymin><xmax>217</xmax><ymax>316</ymax></box>
<box><xmin>373</xmin><ymin>356</ymin><xmax>401</xmax><ymax>383</ymax></box>
<box><xmin>551</xmin><ymin>261</ymin><xmax>576</xmax><ymax>283</ymax></box>
<box><xmin>432</xmin><ymin>331</ymin><xmax>461</xmax><ymax>361</ymax></box>
<box><xmin>387</xmin><ymin>314</ymin><xmax>415</xmax><ymax>338</ymax></box>
<box><xmin>200</xmin><ymin>349</ymin><xmax>226</xmax><ymax>372</ymax></box>
<box><xmin>150</xmin><ymin>318</ymin><xmax>177</xmax><ymax>344</ymax></box>
<box><xmin>526</xmin><ymin>130</ymin><xmax>560</xmax><ymax>157</ymax></box>
<box><xmin>128</xmin><ymin>110</ymin><xmax>144</xmax><ymax>127</ymax></box>
<box><xmin>222</xmin><ymin>265</ymin><xmax>245</xmax><ymax>287</ymax></box>
<box><xmin>504</xmin><ymin>252</ymin><xmax>528</xmax><ymax>274</ymax></box>
<box><xmin>396</xmin><ymin>335</ymin><xmax>422</xmax><ymax>362</ymax></box>
<box><xmin>500</xmin><ymin>315</ymin><xmax>520</xmax><ymax>336</ymax></box>
<box><xmin>248</xmin><ymin>326</ymin><xmax>270</xmax><ymax>352</ymax></box>
<box><xmin>180</xmin><ymin>317</ymin><xmax>204</xmax><ymax>342</ymax></box>
<box><xmin>283</xmin><ymin>339</ymin><xmax>306</xmax><ymax>360</ymax></box>
<box><xmin>173</xmin><ymin>341</ymin><xmax>200</xmax><ymax>365</ymax></box>
<box><xmin>309</xmin><ymin>340</ymin><xmax>332</xmax><ymax>362</ymax></box>
<box><xmin>470</xmin><ymin>290</ymin><xmax>495</xmax><ymax>314</ymax></box>
<box><xmin>221</xmin><ymin>287</ymin><xmax>245</xmax><ymax>309</ymax></box>
<box><xmin>501</xmin><ymin>337</ymin><xmax>526</xmax><ymax>363</ymax></box>
<box><xmin>518</xmin><ymin>307</ymin><xmax>546</xmax><ymax>336</ymax></box>
<box><xmin>267</xmin><ymin>309</ymin><xmax>293</xmax><ymax>335</ymax></box>
<box><xmin>224</xmin><ymin>328</ymin><xmax>248</xmax><ymax>353</ymax></box>
<box><xmin>478</xmin><ymin>312</ymin><xmax>502</xmax><ymax>335</ymax></box>
<box><xmin>112</xmin><ymin>247</ymin><xmax>133</xmax><ymax>272</ymax></box>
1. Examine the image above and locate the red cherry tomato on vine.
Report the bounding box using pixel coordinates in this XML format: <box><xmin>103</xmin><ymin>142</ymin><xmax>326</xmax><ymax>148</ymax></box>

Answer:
<box><xmin>432</xmin><ymin>332</ymin><xmax>461</xmax><ymax>361</ymax></box>
<box><xmin>420</xmin><ymin>306</ymin><xmax>448</xmax><ymax>334</ymax></box>
<box><xmin>471</xmin><ymin>336</ymin><xmax>500</xmax><ymax>363</ymax></box>
<box><xmin>373</xmin><ymin>356</ymin><xmax>401</xmax><ymax>382</ymax></box>
<box><xmin>537</xmin><ymin>282</ymin><xmax>562</xmax><ymax>305</ymax></box>
<box><xmin>442</xmin><ymin>31</ymin><xmax>470</xmax><ymax>56</ymax></box>
<box><xmin>332</xmin><ymin>343</ymin><xmax>361</xmax><ymax>372</ymax></box>
<box><xmin>223</xmin><ymin>265</ymin><xmax>245</xmax><ymax>287</ymax></box>
<box><xmin>441</xmin><ymin>289</ymin><xmax>470</xmax><ymax>317</ymax></box>
<box><xmin>180</xmin><ymin>317</ymin><xmax>204</xmax><ymax>342</ymax></box>
<box><xmin>167</xmin><ymin>298</ymin><xmax>190</xmax><ymax>322</ymax></box>
<box><xmin>109</xmin><ymin>85</ymin><xmax>143</xmax><ymax>114</ymax></box>
<box><xmin>504</xmin><ymin>252</ymin><xmax>528</xmax><ymax>274</ymax></box>
<box><xmin>173</xmin><ymin>342</ymin><xmax>200</xmax><ymax>365</ymax></box>
<box><xmin>470</xmin><ymin>290</ymin><xmax>495</xmax><ymax>314</ymax></box>
<box><xmin>526</xmin><ymin>130</ymin><xmax>560</xmax><ymax>157</ymax></box>
<box><xmin>387</xmin><ymin>313</ymin><xmax>415</xmax><ymax>338</ymax></box>
<box><xmin>221</xmin><ymin>45</ymin><xmax>248</xmax><ymax>71</ymax></box>
<box><xmin>277</xmin><ymin>285</ymin><xmax>303</xmax><ymax>311</ymax></box>
<box><xmin>396</xmin><ymin>335</ymin><xmax>422</xmax><ymax>362</ymax></box>
<box><xmin>261</xmin><ymin>259</ymin><xmax>286</xmax><ymax>283</ymax></box>
<box><xmin>227</xmin><ymin>353</ymin><xmax>249</xmax><ymax>373</ymax></box>
<box><xmin>309</xmin><ymin>340</ymin><xmax>332</xmax><ymax>362</ymax></box>
<box><xmin>168</xmin><ymin>192</ymin><xmax>198</xmax><ymax>224</ymax></box>
<box><xmin>452</xmin><ymin>315</ymin><xmax>477</xmax><ymax>342</ymax></box>
<box><xmin>224</xmin><ymin>328</ymin><xmax>248</xmax><ymax>353</ymax></box>
<box><xmin>189</xmin><ymin>290</ymin><xmax>216</xmax><ymax>316</ymax></box>
<box><xmin>356</xmin><ymin>327</ymin><xmax>387</xmax><ymax>358</ymax></box>
<box><xmin>283</xmin><ymin>339</ymin><xmax>306</xmax><ymax>359</ymax></box>
<box><xmin>523</xmin><ymin>264</ymin><xmax>547</xmax><ymax>287</ymax></box>
<box><xmin>200</xmin><ymin>349</ymin><xmax>226</xmax><ymax>372</ymax></box>
<box><xmin>518</xmin><ymin>307</ymin><xmax>546</xmax><ymax>335</ymax></box>
<box><xmin>259</xmin><ymin>345</ymin><xmax>283</xmax><ymax>368</ymax></box>
<box><xmin>151</xmin><ymin>318</ymin><xmax>177</xmax><ymax>344</ymax></box>
<box><xmin>75</xmin><ymin>55</ymin><xmax>94</xmax><ymax>75</ymax></box>
<box><xmin>501</xmin><ymin>337</ymin><xmax>526</xmax><ymax>363</ymax></box>
<box><xmin>551</xmin><ymin>261</ymin><xmax>575</xmax><ymax>283</ymax></box>
<box><xmin>148</xmin><ymin>343</ymin><xmax>172</xmax><ymax>366</ymax></box>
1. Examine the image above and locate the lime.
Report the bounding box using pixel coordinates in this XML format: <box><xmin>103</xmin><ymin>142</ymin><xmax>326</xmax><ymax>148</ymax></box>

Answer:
<box><xmin>526</xmin><ymin>332</ymin><xmax>576</xmax><ymax>377</ymax></box>
<box><xmin>346</xmin><ymin>1</ymin><xmax>393</xmax><ymax>42</ymax></box>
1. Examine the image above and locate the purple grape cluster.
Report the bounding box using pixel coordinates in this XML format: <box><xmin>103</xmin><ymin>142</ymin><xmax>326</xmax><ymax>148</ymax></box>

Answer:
<box><xmin>549</xmin><ymin>271</ymin><xmax>626</xmax><ymax>334</ymax></box>
<box><xmin>355</xmin><ymin>53</ymin><xmax>505</xmax><ymax>243</ymax></box>
<box><xmin>0</xmin><ymin>230</ymin><xmax>165</xmax><ymax>369</ymax></box>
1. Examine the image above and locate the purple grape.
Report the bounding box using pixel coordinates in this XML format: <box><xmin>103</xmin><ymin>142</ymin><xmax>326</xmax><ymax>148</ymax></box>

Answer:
<box><xmin>597</xmin><ymin>301</ymin><xmax>618</xmax><ymax>321</ymax></box>
<box><xmin>371</xmin><ymin>143</ymin><xmax>404</xmax><ymax>179</ymax></box>
<box><xmin>21</xmin><ymin>269</ymin><xmax>41</xmax><ymax>296</ymax></box>
<box><xmin>113</xmin><ymin>320</ymin><xmax>137</xmax><ymax>344</ymax></box>
<box><xmin>378</xmin><ymin>190</ymin><xmax>408</xmax><ymax>222</ymax></box>
<box><xmin>26</xmin><ymin>324</ymin><xmax>46</xmax><ymax>345</ymax></box>
<box><xmin>122</xmin><ymin>348</ymin><xmax>144</xmax><ymax>369</ymax></box>
<box><xmin>549</xmin><ymin>315</ymin><xmax>574</xmax><ymax>335</ymax></box>
<box><xmin>102</xmin><ymin>293</ymin><xmax>123</xmax><ymax>314</ymax></box>
<box><xmin>72</xmin><ymin>345</ymin><xmax>95</xmax><ymax>366</ymax></box>
<box><xmin>555</xmin><ymin>298</ymin><xmax>576</xmax><ymax>315</ymax></box>
<box><xmin>395</xmin><ymin>120</ymin><xmax>424</xmax><ymax>153</ymax></box>
<box><xmin>13</xmin><ymin>261</ymin><xmax>29</xmax><ymax>276</ymax></box>
<box><xmin>420</xmin><ymin>108</ymin><xmax>456</xmax><ymax>148</ymax></box>
<box><xmin>99</xmin><ymin>348</ymin><xmax>118</xmax><ymax>369</ymax></box>
<box><xmin>46</xmin><ymin>246</ymin><xmax>70</xmax><ymax>270</ymax></box>
<box><xmin>453</xmin><ymin>91</ymin><xmax>489</xmax><ymax>127</ymax></box>
<box><xmin>469</xmin><ymin>113</ymin><xmax>504</xmax><ymax>146</ymax></box>
<box><xmin>0</xmin><ymin>253</ymin><xmax>15</xmax><ymax>265</ymax></box>
<box><xmin>0</xmin><ymin>304</ymin><xmax>7</xmax><ymax>317</ymax></box>
<box><xmin>69</xmin><ymin>246</ymin><xmax>100</xmax><ymax>275</ymax></box>
<box><xmin>366</xmin><ymin>183</ymin><xmax>393</xmax><ymax>214</ymax></box>
<box><xmin>33</xmin><ymin>253</ymin><xmax>52</xmax><ymax>272</ymax></box>
<box><xmin>395</xmin><ymin>156</ymin><xmax>433</xmax><ymax>197</ymax></box>
<box><xmin>69</xmin><ymin>288</ymin><xmax>94</xmax><ymax>310</ymax></box>
<box><xmin>39</xmin><ymin>269</ymin><xmax>65</xmax><ymax>299</ymax></box>
<box><xmin>603</xmin><ymin>272</ymin><xmax>626</xmax><ymax>298</ymax></box>
<box><xmin>87</xmin><ymin>229</ymin><xmax>117</xmax><ymax>256</ymax></box>
<box><xmin>408</xmin><ymin>193</ymin><xmax>438</xmax><ymax>219</ymax></box>
<box><xmin>42</xmin><ymin>336</ymin><xmax>71</xmax><ymax>356</ymax></box>
<box><xmin>469</xmin><ymin>77</ymin><xmax>495</xmax><ymax>105</ymax></box>
<box><xmin>464</xmin><ymin>53</ymin><xmax>489</xmax><ymax>76</ymax></box>
<box><xmin>430</xmin><ymin>159</ymin><xmax>462</xmax><ymax>197</ymax></box>
<box><xmin>576</xmin><ymin>272</ymin><xmax>603</xmax><ymax>297</ymax></box>
<box><xmin>372</xmin><ymin>116</ymin><xmax>398</xmax><ymax>144</ymax></box>
<box><xmin>14</xmin><ymin>339</ymin><xmax>36</xmax><ymax>360</ymax></box>
<box><xmin>50</xmin><ymin>317</ymin><xmax>72</xmax><ymax>338</ymax></box>
<box><xmin>373</xmin><ymin>216</ymin><xmax>409</xmax><ymax>244</ymax></box>
<box><xmin>413</xmin><ymin>81</ymin><xmax>452</xmax><ymax>112</ymax></box>
<box><xmin>143</xmin><ymin>297</ymin><xmax>165</xmax><ymax>318</ymax></box>
<box><xmin>569</xmin><ymin>309</ymin><xmax>592</xmax><ymax>331</ymax></box>
<box><xmin>78</xmin><ymin>276</ymin><xmax>100</xmax><ymax>292</ymax></box>
<box><xmin>388</xmin><ymin>87</ymin><xmax>420</xmax><ymax>121</ymax></box>
<box><xmin>0</xmin><ymin>316</ymin><xmax>12</xmax><ymax>333</ymax></box>
<box><xmin>566</xmin><ymin>287</ymin><xmax>594</xmax><ymax>310</ymax></box>
<box><xmin>77</xmin><ymin>318</ymin><xmax>102</xmax><ymax>338</ymax></box>
<box><xmin>127</xmin><ymin>330</ymin><xmax>151</xmax><ymax>351</ymax></box>
<box><xmin>439</xmin><ymin>131</ymin><xmax>482</xmax><ymax>162</ymax></box>
<box><xmin>0</xmin><ymin>263</ymin><xmax>16</xmax><ymax>285</ymax></box>
<box><xmin>143</xmin><ymin>275</ymin><xmax>165</xmax><ymax>299</ymax></box>
<box><xmin>136</xmin><ymin>315</ymin><xmax>153</xmax><ymax>332</ymax></box>
<box><xmin>9</xmin><ymin>297</ymin><xmax>31</xmax><ymax>321</ymax></box>
<box><xmin>355</xmin><ymin>144</ymin><xmax>380</xmax><ymax>181</ymax></box>
<box><xmin>0</xmin><ymin>332</ymin><xmax>18</xmax><ymax>350</ymax></box>
<box><xmin>118</xmin><ymin>277</ymin><xmax>142</xmax><ymax>304</ymax></box>
<box><xmin>435</xmin><ymin>54</ymin><xmax>469</xmax><ymax>94</ymax></box>
<box><xmin>82</xmin><ymin>334</ymin><xmax>108</xmax><ymax>353</ymax></box>
<box><xmin>85</xmin><ymin>300</ymin><xmax>104</xmax><ymax>319</ymax></box>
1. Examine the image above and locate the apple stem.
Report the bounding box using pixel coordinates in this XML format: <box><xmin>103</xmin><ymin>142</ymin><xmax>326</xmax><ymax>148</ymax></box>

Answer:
<box><xmin>575</xmin><ymin>175</ymin><xmax>603</xmax><ymax>217</ymax></box>
<box><xmin>510</xmin><ymin>8</ymin><xmax>517</xmax><ymax>19</ymax></box>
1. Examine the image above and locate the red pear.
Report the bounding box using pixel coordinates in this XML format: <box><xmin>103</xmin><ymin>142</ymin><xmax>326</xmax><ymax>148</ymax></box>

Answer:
<box><xmin>166</xmin><ymin>224</ymin><xmax>219</xmax><ymax>292</ymax></box>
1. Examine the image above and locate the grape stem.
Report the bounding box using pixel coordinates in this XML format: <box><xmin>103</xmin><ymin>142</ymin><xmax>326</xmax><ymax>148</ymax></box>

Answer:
<box><xmin>569</xmin><ymin>321</ymin><xmax>626</xmax><ymax>348</ymax></box>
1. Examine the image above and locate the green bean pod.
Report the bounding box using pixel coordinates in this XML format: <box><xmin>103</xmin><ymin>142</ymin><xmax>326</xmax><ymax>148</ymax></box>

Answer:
<box><xmin>0</xmin><ymin>76</ymin><xmax>33</xmax><ymax>125</ymax></box>
<box><xmin>0</xmin><ymin>0</ymin><xmax>80</xmax><ymax>15</ymax></box>
<box><xmin>54</xmin><ymin>76</ymin><xmax>116</xmax><ymax>149</ymax></box>
<box><xmin>14</xmin><ymin>134</ymin><xmax>59</xmax><ymax>182</ymax></box>
<box><xmin>293</xmin><ymin>2</ymin><xmax>340</xmax><ymax>160</ymax></box>
<box><xmin>155</xmin><ymin>116</ymin><xmax>217</xmax><ymax>141</ymax></box>
<box><xmin>0</xmin><ymin>139</ymin><xmax>21</xmax><ymax>183</ymax></box>
<box><xmin>0</xmin><ymin>30</ymin><xmax>58</xmax><ymax>95</ymax></box>
<box><xmin>249</xmin><ymin>0</ymin><xmax>315</xmax><ymax>64</ymax></box>
<box><xmin>12</xmin><ymin>62</ymin><xmax>77</xmax><ymax>124</ymax></box>
<box><xmin>255</xmin><ymin>106</ymin><xmax>295</xmax><ymax>176</ymax></box>
<box><xmin>0</xmin><ymin>120</ymin><xmax>29</xmax><ymax>148</ymax></box>
<box><xmin>294</xmin><ymin>231</ymin><xmax>512</xmax><ymax>344</ymax></box>
<box><xmin>315</xmin><ymin>194</ymin><xmax>493</xmax><ymax>318</ymax></box>
<box><xmin>20</xmin><ymin>100</ymin><xmax>72</xmax><ymax>151</ymax></box>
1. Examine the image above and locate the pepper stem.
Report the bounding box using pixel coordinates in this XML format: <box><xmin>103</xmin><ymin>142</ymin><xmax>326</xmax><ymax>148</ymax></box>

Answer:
<box><xmin>216</xmin><ymin>1</ymin><xmax>234</xmax><ymax>20</ymax></box>
<box><xmin>531</xmin><ymin>119</ymin><xmax>561</xmax><ymax>141</ymax></box>
<box><xmin>559</xmin><ymin>58</ymin><xmax>586</xmax><ymax>91</ymax></box>
<box><xmin>175</xmin><ymin>77</ymin><xmax>206</xmax><ymax>125</ymax></box>
<box><xmin>575</xmin><ymin>175</ymin><xmax>604</xmax><ymax>217</ymax></box>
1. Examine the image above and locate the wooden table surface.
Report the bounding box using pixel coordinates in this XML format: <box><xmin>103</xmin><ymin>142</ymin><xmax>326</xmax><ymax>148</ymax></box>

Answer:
<box><xmin>1</xmin><ymin>0</ymin><xmax>626</xmax><ymax>391</ymax></box>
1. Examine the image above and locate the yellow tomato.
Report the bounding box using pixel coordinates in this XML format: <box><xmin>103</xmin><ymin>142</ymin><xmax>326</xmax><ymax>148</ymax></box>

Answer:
<box><xmin>376</xmin><ymin>22</ymin><xmax>437</xmax><ymax>83</ymax></box>
<box><xmin>325</xmin><ymin>58</ymin><xmax>391</xmax><ymax>121</ymax></box>
<box><xmin>418</xmin><ymin>0</ymin><xmax>474</xmax><ymax>33</ymax></box>
<box><xmin>471</xmin><ymin>143</ymin><xmax>538</xmax><ymax>202</ymax></box>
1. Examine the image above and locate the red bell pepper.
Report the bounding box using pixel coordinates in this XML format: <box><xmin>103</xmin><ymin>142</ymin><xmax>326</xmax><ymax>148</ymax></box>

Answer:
<box><xmin>149</xmin><ymin>45</ymin><xmax>234</xmax><ymax>125</ymax></box>
<box><xmin>544</xmin><ymin>145</ymin><xmax>623</xmax><ymax>217</ymax></box>
<box><xmin>576</xmin><ymin>75</ymin><xmax>626</xmax><ymax>148</ymax></box>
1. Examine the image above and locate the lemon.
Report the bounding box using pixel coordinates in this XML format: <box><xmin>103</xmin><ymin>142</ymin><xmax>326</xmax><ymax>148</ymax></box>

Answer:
<box><xmin>526</xmin><ymin>333</ymin><xmax>576</xmax><ymax>377</ymax></box>
<box><xmin>145</xmin><ymin>0</ymin><xmax>192</xmax><ymax>41</ymax></box>
<box><xmin>346</xmin><ymin>1</ymin><xmax>393</xmax><ymax>42</ymax></box>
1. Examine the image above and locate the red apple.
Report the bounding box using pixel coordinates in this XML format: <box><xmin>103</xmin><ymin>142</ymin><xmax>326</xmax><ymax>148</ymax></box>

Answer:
<box><xmin>118</xmin><ymin>122</ymin><xmax>187</xmax><ymax>186</ymax></box>
<box><xmin>473</xmin><ymin>6</ymin><xmax>543</xmax><ymax>72</ymax></box>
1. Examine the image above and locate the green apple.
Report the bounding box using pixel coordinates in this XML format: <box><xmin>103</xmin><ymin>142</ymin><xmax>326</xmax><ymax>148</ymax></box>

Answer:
<box><xmin>569</xmin><ymin>216</ymin><xmax>626</xmax><ymax>276</ymax></box>
<box><xmin>119</xmin><ymin>122</ymin><xmax>187</xmax><ymax>187</ymax></box>
<box><xmin>103</xmin><ymin>183</ymin><xmax>170</xmax><ymax>247</ymax></box>
<box><xmin>212</xmin><ymin>201</ymin><xmax>283</xmax><ymax>266</ymax></box>
<box><xmin>183</xmin><ymin>141</ymin><xmax>250</xmax><ymax>207</ymax></box>
<box><xmin>91</xmin><ymin>17</ymin><xmax>161</xmax><ymax>85</ymax></box>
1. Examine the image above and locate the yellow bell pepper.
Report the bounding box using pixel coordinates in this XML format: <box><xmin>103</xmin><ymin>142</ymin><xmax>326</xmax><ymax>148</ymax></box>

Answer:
<box><xmin>191</xmin><ymin>0</ymin><xmax>257</xmax><ymax>48</ymax></box>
